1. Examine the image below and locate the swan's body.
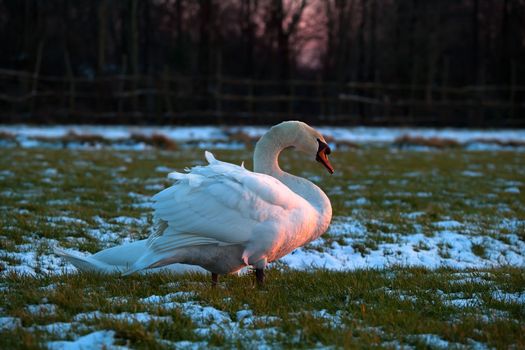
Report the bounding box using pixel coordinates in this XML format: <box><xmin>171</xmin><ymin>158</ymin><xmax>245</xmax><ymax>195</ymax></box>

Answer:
<box><xmin>55</xmin><ymin>121</ymin><xmax>333</xmax><ymax>284</ymax></box>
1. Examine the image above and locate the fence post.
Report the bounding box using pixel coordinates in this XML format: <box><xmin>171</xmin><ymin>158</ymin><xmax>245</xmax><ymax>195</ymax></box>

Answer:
<box><xmin>64</xmin><ymin>49</ymin><xmax>76</xmax><ymax>116</ymax></box>
<box><xmin>440</xmin><ymin>57</ymin><xmax>449</xmax><ymax>103</ymax></box>
<box><xmin>163</xmin><ymin>65</ymin><xmax>173</xmax><ymax>116</ymax></box>
<box><xmin>510</xmin><ymin>59</ymin><xmax>516</xmax><ymax>123</ymax></box>
<box><xmin>130</xmin><ymin>0</ymin><xmax>139</xmax><ymax>114</ymax></box>
<box><xmin>215</xmin><ymin>54</ymin><xmax>223</xmax><ymax>123</ymax></box>
<box><xmin>288</xmin><ymin>80</ymin><xmax>294</xmax><ymax>115</ymax></box>
<box><xmin>2</xmin><ymin>70</ymin><xmax>525</xmax><ymax>127</ymax></box>
<box><xmin>317</xmin><ymin>75</ymin><xmax>324</xmax><ymax>118</ymax></box>
<box><xmin>248</xmin><ymin>79</ymin><xmax>254</xmax><ymax>115</ymax></box>
<box><xmin>117</xmin><ymin>55</ymin><xmax>128</xmax><ymax>116</ymax></box>
<box><xmin>30</xmin><ymin>40</ymin><xmax>45</xmax><ymax>116</ymax></box>
<box><xmin>409</xmin><ymin>61</ymin><xmax>418</xmax><ymax>124</ymax></box>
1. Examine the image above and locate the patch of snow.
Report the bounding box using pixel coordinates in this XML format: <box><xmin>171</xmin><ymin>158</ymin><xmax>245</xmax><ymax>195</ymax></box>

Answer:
<box><xmin>139</xmin><ymin>292</ymin><xmax>196</xmax><ymax>304</ymax></box>
<box><xmin>433</xmin><ymin>220</ymin><xmax>463</xmax><ymax>229</ymax></box>
<box><xmin>110</xmin><ymin>216</ymin><xmax>144</xmax><ymax>225</ymax></box>
<box><xmin>442</xmin><ymin>298</ymin><xmax>480</xmax><ymax>308</ymax></box>
<box><xmin>449</xmin><ymin>276</ymin><xmax>491</xmax><ymax>285</ymax></box>
<box><xmin>491</xmin><ymin>291</ymin><xmax>525</xmax><ymax>304</ymax></box>
<box><xmin>381</xmin><ymin>340</ymin><xmax>414</xmax><ymax>349</ymax></box>
<box><xmin>345</xmin><ymin>197</ymin><xmax>369</xmax><ymax>206</ymax></box>
<box><xmin>26</xmin><ymin>303</ymin><xmax>58</xmax><ymax>315</ymax></box>
<box><xmin>308</xmin><ymin>309</ymin><xmax>345</xmax><ymax>327</ymax></box>
<box><xmin>1</xmin><ymin>249</ymin><xmax>77</xmax><ymax>277</ymax></box>
<box><xmin>47</xmin><ymin>199</ymin><xmax>72</xmax><ymax>206</ymax></box>
<box><xmin>402</xmin><ymin>212</ymin><xmax>425</xmax><ymax>219</ymax></box>
<box><xmin>461</xmin><ymin>170</ymin><xmax>483</xmax><ymax>177</ymax></box>
<box><xmin>416</xmin><ymin>192</ymin><xmax>432</xmax><ymax>197</ymax></box>
<box><xmin>155</xmin><ymin>166</ymin><xmax>174</xmax><ymax>173</ymax></box>
<box><xmin>316</xmin><ymin>127</ymin><xmax>525</xmax><ymax>144</ymax></box>
<box><xmin>413</xmin><ymin>330</ymin><xmax>489</xmax><ymax>349</ymax></box>
<box><xmin>465</xmin><ymin>143</ymin><xmax>525</xmax><ymax>151</ymax></box>
<box><xmin>499</xmin><ymin>219</ymin><xmax>525</xmax><ymax>232</ymax></box>
<box><xmin>465</xmin><ymin>339</ymin><xmax>491</xmax><ymax>350</ymax></box>
<box><xmin>281</xmin><ymin>225</ymin><xmax>525</xmax><ymax>271</ymax></box>
<box><xmin>0</xmin><ymin>170</ymin><xmax>14</xmax><ymax>178</ymax></box>
<box><xmin>86</xmin><ymin>228</ymin><xmax>120</xmax><ymax>243</ymax></box>
<box><xmin>73</xmin><ymin>311</ymin><xmax>172</xmax><ymax>324</ymax></box>
<box><xmin>378</xmin><ymin>288</ymin><xmax>417</xmax><ymax>303</ymax></box>
<box><xmin>28</xmin><ymin>322</ymin><xmax>75</xmax><ymax>334</ymax></box>
<box><xmin>106</xmin><ymin>296</ymin><xmax>129</xmax><ymax>304</ymax></box>
<box><xmin>404</xmin><ymin>171</ymin><xmax>421</xmax><ymax>177</ymax></box>
<box><xmin>137</xmin><ymin>297</ymin><xmax>282</xmax><ymax>346</ymax></box>
<box><xmin>235</xmin><ymin>309</ymin><xmax>253</xmax><ymax>322</ymax></box>
<box><xmin>172</xmin><ymin>340</ymin><xmax>209</xmax><ymax>350</ymax></box>
<box><xmin>43</xmin><ymin>168</ymin><xmax>58</xmax><ymax>176</ymax></box>
<box><xmin>176</xmin><ymin>302</ymin><xmax>231</xmax><ymax>326</ymax></box>
<box><xmin>193</xmin><ymin>141</ymin><xmax>245</xmax><ymax>150</ymax></box>
<box><xmin>131</xmin><ymin>201</ymin><xmax>154</xmax><ymax>209</ymax></box>
<box><xmin>328</xmin><ymin>217</ymin><xmax>367</xmax><ymax>237</ymax></box>
<box><xmin>0</xmin><ymin>316</ymin><xmax>21</xmax><ymax>330</ymax></box>
<box><xmin>504</xmin><ymin>187</ymin><xmax>520</xmax><ymax>194</ymax></box>
<box><xmin>47</xmin><ymin>217</ymin><xmax>88</xmax><ymax>226</ymax></box>
<box><xmin>46</xmin><ymin>330</ymin><xmax>129</xmax><ymax>350</ymax></box>
<box><xmin>412</xmin><ymin>334</ymin><xmax>451</xmax><ymax>349</ymax></box>
<box><xmin>144</xmin><ymin>183</ymin><xmax>164</xmax><ymax>191</ymax></box>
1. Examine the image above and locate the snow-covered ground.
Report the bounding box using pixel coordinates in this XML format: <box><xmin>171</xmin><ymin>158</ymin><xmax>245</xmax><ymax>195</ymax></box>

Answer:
<box><xmin>0</xmin><ymin>144</ymin><xmax>524</xmax><ymax>277</ymax></box>
<box><xmin>1</xmin><ymin>270</ymin><xmax>521</xmax><ymax>349</ymax></box>
<box><xmin>2</xmin><ymin>214</ymin><xmax>524</xmax><ymax>278</ymax></box>
<box><xmin>1</xmin><ymin>124</ymin><xmax>524</xmax><ymax>150</ymax></box>
<box><xmin>283</xmin><ymin>217</ymin><xmax>525</xmax><ymax>271</ymax></box>
<box><xmin>0</xmin><ymin>142</ymin><xmax>523</xmax><ymax>349</ymax></box>
<box><xmin>0</xmin><ymin>125</ymin><xmax>227</xmax><ymax>142</ymax></box>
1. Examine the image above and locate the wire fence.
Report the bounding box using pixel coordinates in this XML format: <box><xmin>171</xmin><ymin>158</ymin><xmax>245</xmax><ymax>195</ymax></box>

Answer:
<box><xmin>0</xmin><ymin>68</ymin><xmax>523</xmax><ymax>126</ymax></box>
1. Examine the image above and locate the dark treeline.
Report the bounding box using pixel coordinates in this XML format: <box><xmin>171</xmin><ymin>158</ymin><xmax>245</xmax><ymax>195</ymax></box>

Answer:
<box><xmin>0</xmin><ymin>0</ymin><xmax>524</xmax><ymax>125</ymax></box>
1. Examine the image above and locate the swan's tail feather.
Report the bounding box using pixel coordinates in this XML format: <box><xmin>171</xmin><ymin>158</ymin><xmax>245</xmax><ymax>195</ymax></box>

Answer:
<box><xmin>54</xmin><ymin>240</ymin><xmax>149</xmax><ymax>274</ymax></box>
<box><xmin>55</xmin><ymin>240</ymin><xmax>209</xmax><ymax>275</ymax></box>
<box><xmin>54</xmin><ymin>247</ymin><xmax>123</xmax><ymax>273</ymax></box>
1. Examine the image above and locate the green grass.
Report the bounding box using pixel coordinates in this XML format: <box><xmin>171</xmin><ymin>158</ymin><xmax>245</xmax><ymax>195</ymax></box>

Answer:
<box><xmin>0</xmin><ymin>147</ymin><xmax>524</xmax><ymax>348</ymax></box>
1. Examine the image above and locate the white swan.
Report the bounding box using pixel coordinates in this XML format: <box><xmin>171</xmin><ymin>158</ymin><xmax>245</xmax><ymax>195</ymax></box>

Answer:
<box><xmin>54</xmin><ymin>121</ymin><xmax>333</xmax><ymax>285</ymax></box>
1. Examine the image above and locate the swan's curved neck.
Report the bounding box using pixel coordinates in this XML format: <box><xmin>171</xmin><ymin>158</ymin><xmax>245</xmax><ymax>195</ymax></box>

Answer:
<box><xmin>253</xmin><ymin>129</ymin><xmax>287</xmax><ymax>176</ymax></box>
<box><xmin>253</xmin><ymin>127</ymin><xmax>331</xmax><ymax>219</ymax></box>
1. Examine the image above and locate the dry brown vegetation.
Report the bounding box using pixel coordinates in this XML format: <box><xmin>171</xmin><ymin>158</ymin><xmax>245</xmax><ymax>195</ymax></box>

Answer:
<box><xmin>130</xmin><ymin>133</ymin><xmax>178</xmax><ymax>150</ymax></box>
<box><xmin>0</xmin><ymin>131</ymin><xmax>16</xmax><ymax>141</ymax></box>
<box><xmin>336</xmin><ymin>140</ymin><xmax>359</xmax><ymax>149</ymax></box>
<box><xmin>224</xmin><ymin>130</ymin><xmax>259</xmax><ymax>147</ymax></box>
<box><xmin>468</xmin><ymin>138</ymin><xmax>525</xmax><ymax>148</ymax></box>
<box><xmin>24</xmin><ymin>131</ymin><xmax>179</xmax><ymax>150</ymax></box>
<box><xmin>394</xmin><ymin>135</ymin><xmax>461</xmax><ymax>149</ymax></box>
<box><xmin>318</xmin><ymin>135</ymin><xmax>359</xmax><ymax>150</ymax></box>
<box><xmin>33</xmin><ymin>131</ymin><xmax>110</xmax><ymax>147</ymax></box>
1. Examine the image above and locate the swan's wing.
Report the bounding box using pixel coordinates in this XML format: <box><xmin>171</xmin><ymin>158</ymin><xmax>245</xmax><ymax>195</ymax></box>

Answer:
<box><xmin>148</xmin><ymin>151</ymin><xmax>302</xmax><ymax>254</ymax></box>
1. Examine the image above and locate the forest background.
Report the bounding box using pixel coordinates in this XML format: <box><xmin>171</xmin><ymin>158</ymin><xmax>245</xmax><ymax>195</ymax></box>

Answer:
<box><xmin>0</xmin><ymin>0</ymin><xmax>524</xmax><ymax>126</ymax></box>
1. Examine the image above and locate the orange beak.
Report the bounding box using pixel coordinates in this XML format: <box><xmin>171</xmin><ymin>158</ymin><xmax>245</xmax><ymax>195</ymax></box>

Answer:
<box><xmin>316</xmin><ymin>139</ymin><xmax>334</xmax><ymax>174</ymax></box>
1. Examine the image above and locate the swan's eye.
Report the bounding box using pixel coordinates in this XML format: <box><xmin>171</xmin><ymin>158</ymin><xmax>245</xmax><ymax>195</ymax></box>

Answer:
<box><xmin>316</xmin><ymin>139</ymin><xmax>330</xmax><ymax>154</ymax></box>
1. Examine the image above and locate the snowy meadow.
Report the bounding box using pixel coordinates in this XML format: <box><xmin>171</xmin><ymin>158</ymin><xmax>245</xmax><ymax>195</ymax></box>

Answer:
<box><xmin>0</xmin><ymin>125</ymin><xmax>524</xmax><ymax>349</ymax></box>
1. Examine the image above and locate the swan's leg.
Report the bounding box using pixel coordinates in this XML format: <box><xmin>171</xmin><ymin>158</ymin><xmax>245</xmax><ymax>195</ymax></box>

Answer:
<box><xmin>255</xmin><ymin>268</ymin><xmax>265</xmax><ymax>286</ymax></box>
<box><xmin>211</xmin><ymin>273</ymin><xmax>219</xmax><ymax>287</ymax></box>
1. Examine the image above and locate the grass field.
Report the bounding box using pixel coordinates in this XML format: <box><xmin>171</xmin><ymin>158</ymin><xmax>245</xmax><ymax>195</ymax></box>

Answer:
<box><xmin>1</xmin><ymin>146</ymin><xmax>524</xmax><ymax>349</ymax></box>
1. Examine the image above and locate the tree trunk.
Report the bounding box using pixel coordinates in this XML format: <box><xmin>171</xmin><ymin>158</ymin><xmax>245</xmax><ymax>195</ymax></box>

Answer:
<box><xmin>129</xmin><ymin>0</ymin><xmax>139</xmax><ymax>75</ymax></box>
<box><xmin>471</xmin><ymin>0</ymin><xmax>479</xmax><ymax>84</ymax></box>
<box><xmin>97</xmin><ymin>1</ymin><xmax>108</xmax><ymax>74</ymax></box>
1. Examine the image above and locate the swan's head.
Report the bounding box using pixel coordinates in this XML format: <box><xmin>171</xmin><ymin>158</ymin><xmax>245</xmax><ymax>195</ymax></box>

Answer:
<box><xmin>277</xmin><ymin>121</ymin><xmax>334</xmax><ymax>174</ymax></box>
